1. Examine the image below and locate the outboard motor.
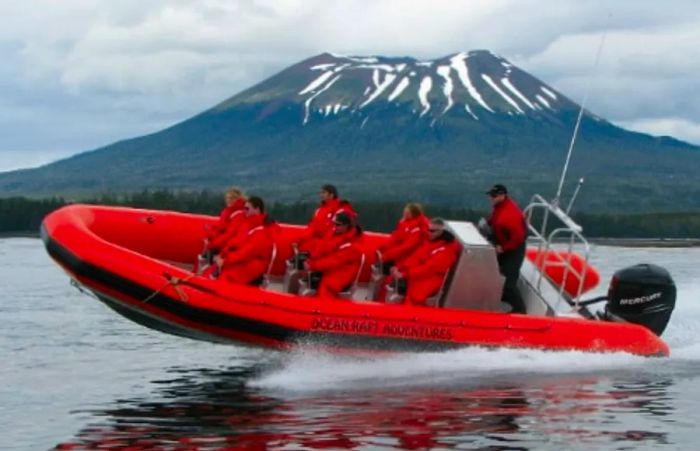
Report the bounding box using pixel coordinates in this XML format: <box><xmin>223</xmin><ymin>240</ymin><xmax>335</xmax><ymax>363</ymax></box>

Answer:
<box><xmin>603</xmin><ymin>263</ymin><xmax>676</xmax><ymax>336</ymax></box>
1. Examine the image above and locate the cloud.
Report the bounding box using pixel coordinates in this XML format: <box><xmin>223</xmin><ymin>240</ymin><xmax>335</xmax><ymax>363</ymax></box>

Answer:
<box><xmin>1</xmin><ymin>0</ymin><xmax>700</xmax><ymax>166</ymax></box>
<box><xmin>518</xmin><ymin>21</ymin><xmax>700</xmax><ymax>114</ymax></box>
<box><xmin>0</xmin><ymin>150</ymin><xmax>80</xmax><ymax>172</ymax></box>
<box><xmin>616</xmin><ymin>117</ymin><xmax>700</xmax><ymax>145</ymax></box>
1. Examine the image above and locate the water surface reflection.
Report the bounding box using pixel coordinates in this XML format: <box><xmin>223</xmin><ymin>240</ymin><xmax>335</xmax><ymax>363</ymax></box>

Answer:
<box><xmin>56</xmin><ymin>365</ymin><xmax>675</xmax><ymax>450</ymax></box>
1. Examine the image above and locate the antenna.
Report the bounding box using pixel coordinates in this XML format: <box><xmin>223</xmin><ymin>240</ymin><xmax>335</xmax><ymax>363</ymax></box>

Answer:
<box><xmin>553</xmin><ymin>30</ymin><xmax>608</xmax><ymax>206</ymax></box>
<box><xmin>566</xmin><ymin>177</ymin><xmax>585</xmax><ymax>214</ymax></box>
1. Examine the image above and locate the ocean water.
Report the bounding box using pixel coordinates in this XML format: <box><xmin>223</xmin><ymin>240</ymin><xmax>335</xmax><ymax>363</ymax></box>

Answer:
<box><xmin>2</xmin><ymin>237</ymin><xmax>700</xmax><ymax>450</ymax></box>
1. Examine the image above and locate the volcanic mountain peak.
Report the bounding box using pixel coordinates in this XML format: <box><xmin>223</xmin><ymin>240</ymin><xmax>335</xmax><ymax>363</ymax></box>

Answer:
<box><xmin>1</xmin><ymin>50</ymin><xmax>697</xmax><ymax>212</ymax></box>
<box><xmin>227</xmin><ymin>50</ymin><xmax>584</xmax><ymax>126</ymax></box>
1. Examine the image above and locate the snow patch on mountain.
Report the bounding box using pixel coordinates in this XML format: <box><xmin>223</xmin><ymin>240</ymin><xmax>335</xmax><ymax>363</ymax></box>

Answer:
<box><xmin>311</xmin><ymin>63</ymin><xmax>336</xmax><ymax>71</ymax></box>
<box><xmin>465</xmin><ymin>104</ymin><xmax>479</xmax><ymax>120</ymax></box>
<box><xmin>330</xmin><ymin>53</ymin><xmax>380</xmax><ymax>64</ymax></box>
<box><xmin>449</xmin><ymin>53</ymin><xmax>493</xmax><ymax>113</ymax></box>
<box><xmin>482</xmin><ymin>74</ymin><xmax>523</xmax><ymax>114</ymax></box>
<box><xmin>541</xmin><ymin>86</ymin><xmax>558</xmax><ymax>100</ymax></box>
<box><xmin>388</xmin><ymin>76</ymin><xmax>410</xmax><ymax>102</ymax></box>
<box><xmin>436</xmin><ymin>66</ymin><xmax>454</xmax><ymax>113</ymax></box>
<box><xmin>418</xmin><ymin>76</ymin><xmax>433</xmax><ymax>116</ymax></box>
<box><xmin>361</xmin><ymin>71</ymin><xmax>397</xmax><ymax>108</ymax></box>
<box><xmin>303</xmin><ymin>74</ymin><xmax>341</xmax><ymax>124</ymax></box>
<box><xmin>502</xmin><ymin>78</ymin><xmax>535</xmax><ymax>110</ymax></box>
<box><xmin>536</xmin><ymin>94</ymin><xmax>552</xmax><ymax>110</ymax></box>
<box><xmin>299</xmin><ymin>71</ymin><xmax>335</xmax><ymax>95</ymax></box>
<box><xmin>355</xmin><ymin>64</ymin><xmax>397</xmax><ymax>72</ymax></box>
<box><xmin>293</xmin><ymin>51</ymin><xmax>576</xmax><ymax>125</ymax></box>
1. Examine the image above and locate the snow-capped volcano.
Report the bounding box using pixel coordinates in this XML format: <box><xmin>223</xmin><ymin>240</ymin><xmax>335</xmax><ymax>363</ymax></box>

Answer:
<box><xmin>224</xmin><ymin>50</ymin><xmax>585</xmax><ymax>127</ymax></box>
<box><xmin>1</xmin><ymin>50</ymin><xmax>697</xmax><ymax>211</ymax></box>
<box><xmin>299</xmin><ymin>51</ymin><xmax>565</xmax><ymax>122</ymax></box>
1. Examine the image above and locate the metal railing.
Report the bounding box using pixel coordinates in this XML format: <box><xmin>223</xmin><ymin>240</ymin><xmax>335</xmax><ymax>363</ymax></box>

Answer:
<box><xmin>523</xmin><ymin>194</ymin><xmax>592</xmax><ymax>312</ymax></box>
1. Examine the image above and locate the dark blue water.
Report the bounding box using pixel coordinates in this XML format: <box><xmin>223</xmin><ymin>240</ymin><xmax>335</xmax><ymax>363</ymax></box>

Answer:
<box><xmin>3</xmin><ymin>238</ymin><xmax>700</xmax><ymax>450</ymax></box>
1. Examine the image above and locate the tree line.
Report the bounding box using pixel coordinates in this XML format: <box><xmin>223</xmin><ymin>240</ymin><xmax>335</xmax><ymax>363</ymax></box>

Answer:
<box><xmin>2</xmin><ymin>189</ymin><xmax>700</xmax><ymax>238</ymax></box>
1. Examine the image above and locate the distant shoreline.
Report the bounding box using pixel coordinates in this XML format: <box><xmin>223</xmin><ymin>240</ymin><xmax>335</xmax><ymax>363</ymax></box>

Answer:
<box><xmin>588</xmin><ymin>238</ymin><xmax>700</xmax><ymax>248</ymax></box>
<box><xmin>0</xmin><ymin>232</ymin><xmax>40</xmax><ymax>238</ymax></box>
<box><xmin>3</xmin><ymin>232</ymin><xmax>699</xmax><ymax>247</ymax></box>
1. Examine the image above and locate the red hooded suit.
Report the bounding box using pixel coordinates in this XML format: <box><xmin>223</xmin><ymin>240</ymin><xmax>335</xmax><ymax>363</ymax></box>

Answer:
<box><xmin>307</xmin><ymin>228</ymin><xmax>363</xmax><ymax>298</ymax></box>
<box><xmin>398</xmin><ymin>239</ymin><xmax>460</xmax><ymax>306</ymax></box>
<box><xmin>206</xmin><ymin>198</ymin><xmax>247</xmax><ymax>252</ymax></box>
<box><xmin>220</xmin><ymin>214</ymin><xmax>274</xmax><ymax>285</ymax></box>
<box><xmin>298</xmin><ymin>198</ymin><xmax>356</xmax><ymax>252</ymax></box>
<box><xmin>379</xmin><ymin>214</ymin><xmax>429</xmax><ymax>266</ymax></box>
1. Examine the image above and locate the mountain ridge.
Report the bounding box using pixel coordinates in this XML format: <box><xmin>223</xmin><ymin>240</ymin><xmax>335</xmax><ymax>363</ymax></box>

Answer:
<box><xmin>1</xmin><ymin>50</ymin><xmax>698</xmax><ymax>212</ymax></box>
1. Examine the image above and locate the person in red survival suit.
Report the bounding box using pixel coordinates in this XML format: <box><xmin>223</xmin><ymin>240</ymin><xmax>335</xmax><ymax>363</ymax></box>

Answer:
<box><xmin>206</xmin><ymin>191</ymin><xmax>248</xmax><ymax>254</ymax></box>
<box><xmin>297</xmin><ymin>184</ymin><xmax>357</xmax><ymax>253</ymax></box>
<box><xmin>390</xmin><ymin>218</ymin><xmax>460</xmax><ymax>306</ymax></box>
<box><xmin>214</xmin><ymin>196</ymin><xmax>274</xmax><ymax>286</ymax></box>
<box><xmin>304</xmin><ymin>211</ymin><xmax>363</xmax><ymax>299</ymax></box>
<box><xmin>378</xmin><ymin>202</ymin><xmax>430</xmax><ymax>273</ymax></box>
<box><xmin>195</xmin><ymin>187</ymin><xmax>247</xmax><ymax>273</ymax></box>
<box><xmin>205</xmin><ymin>187</ymin><xmax>246</xmax><ymax>247</ymax></box>
<box><xmin>486</xmin><ymin>183</ymin><xmax>527</xmax><ymax>313</ymax></box>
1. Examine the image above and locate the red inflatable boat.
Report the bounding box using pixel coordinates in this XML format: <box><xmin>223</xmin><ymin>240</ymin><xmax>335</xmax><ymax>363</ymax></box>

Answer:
<box><xmin>41</xmin><ymin>197</ymin><xmax>675</xmax><ymax>357</ymax></box>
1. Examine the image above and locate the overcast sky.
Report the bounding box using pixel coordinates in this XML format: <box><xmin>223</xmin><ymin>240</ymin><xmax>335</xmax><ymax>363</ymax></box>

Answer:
<box><xmin>2</xmin><ymin>0</ymin><xmax>700</xmax><ymax>172</ymax></box>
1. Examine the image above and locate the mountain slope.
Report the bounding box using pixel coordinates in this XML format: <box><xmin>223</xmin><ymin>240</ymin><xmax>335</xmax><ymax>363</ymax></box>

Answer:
<box><xmin>1</xmin><ymin>51</ymin><xmax>698</xmax><ymax>211</ymax></box>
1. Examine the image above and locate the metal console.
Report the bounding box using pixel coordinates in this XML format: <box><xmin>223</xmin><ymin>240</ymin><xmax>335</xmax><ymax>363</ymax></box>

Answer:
<box><xmin>442</xmin><ymin>221</ymin><xmax>504</xmax><ymax>311</ymax></box>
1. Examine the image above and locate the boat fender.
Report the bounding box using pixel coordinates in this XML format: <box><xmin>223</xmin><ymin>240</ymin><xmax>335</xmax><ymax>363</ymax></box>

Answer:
<box><xmin>526</xmin><ymin>248</ymin><xmax>600</xmax><ymax>297</ymax></box>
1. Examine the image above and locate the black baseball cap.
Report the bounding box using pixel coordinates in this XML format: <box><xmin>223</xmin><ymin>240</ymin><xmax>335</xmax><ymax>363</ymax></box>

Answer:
<box><xmin>486</xmin><ymin>184</ymin><xmax>508</xmax><ymax>196</ymax></box>
<box><xmin>321</xmin><ymin>184</ymin><xmax>338</xmax><ymax>197</ymax></box>
<box><xmin>333</xmin><ymin>211</ymin><xmax>352</xmax><ymax>226</ymax></box>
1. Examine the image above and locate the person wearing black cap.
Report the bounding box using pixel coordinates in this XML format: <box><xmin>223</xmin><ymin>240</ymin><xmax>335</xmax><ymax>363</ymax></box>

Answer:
<box><xmin>297</xmin><ymin>184</ymin><xmax>357</xmax><ymax>253</ymax></box>
<box><xmin>304</xmin><ymin>211</ymin><xmax>363</xmax><ymax>299</ymax></box>
<box><xmin>486</xmin><ymin>184</ymin><xmax>527</xmax><ymax>313</ymax></box>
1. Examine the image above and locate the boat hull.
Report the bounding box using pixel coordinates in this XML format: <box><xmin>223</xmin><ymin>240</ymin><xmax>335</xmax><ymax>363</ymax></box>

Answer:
<box><xmin>42</xmin><ymin>204</ymin><xmax>670</xmax><ymax>357</ymax></box>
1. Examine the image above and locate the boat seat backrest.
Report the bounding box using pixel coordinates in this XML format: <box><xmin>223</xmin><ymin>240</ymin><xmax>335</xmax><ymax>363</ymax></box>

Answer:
<box><xmin>338</xmin><ymin>253</ymin><xmax>366</xmax><ymax>300</ymax></box>
<box><xmin>385</xmin><ymin>275</ymin><xmax>408</xmax><ymax>304</ymax></box>
<box><xmin>297</xmin><ymin>271</ymin><xmax>317</xmax><ymax>297</ymax></box>
<box><xmin>435</xmin><ymin>264</ymin><xmax>458</xmax><ymax>307</ymax></box>
<box><xmin>366</xmin><ymin>250</ymin><xmax>386</xmax><ymax>301</ymax></box>
<box><xmin>260</xmin><ymin>243</ymin><xmax>277</xmax><ymax>289</ymax></box>
<box><xmin>386</xmin><ymin>265</ymin><xmax>454</xmax><ymax>307</ymax></box>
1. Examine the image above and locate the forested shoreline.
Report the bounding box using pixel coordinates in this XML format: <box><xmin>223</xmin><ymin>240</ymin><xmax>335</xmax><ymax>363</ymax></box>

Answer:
<box><xmin>2</xmin><ymin>190</ymin><xmax>700</xmax><ymax>238</ymax></box>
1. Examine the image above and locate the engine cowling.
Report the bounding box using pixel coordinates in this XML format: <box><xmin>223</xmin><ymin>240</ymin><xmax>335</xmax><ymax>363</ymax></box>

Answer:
<box><xmin>604</xmin><ymin>263</ymin><xmax>676</xmax><ymax>336</ymax></box>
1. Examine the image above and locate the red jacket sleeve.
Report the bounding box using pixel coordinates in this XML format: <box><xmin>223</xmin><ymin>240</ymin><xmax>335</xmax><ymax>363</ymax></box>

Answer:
<box><xmin>310</xmin><ymin>243</ymin><xmax>362</xmax><ymax>272</ymax></box>
<box><xmin>406</xmin><ymin>246</ymin><xmax>457</xmax><ymax>280</ymax></box>
<box><xmin>220</xmin><ymin>219</ymin><xmax>252</xmax><ymax>258</ymax></box>
<box><xmin>396</xmin><ymin>242</ymin><xmax>428</xmax><ymax>273</ymax></box>
<box><xmin>382</xmin><ymin>226</ymin><xmax>424</xmax><ymax>263</ymax></box>
<box><xmin>223</xmin><ymin>229</ymin><xmax>271</xmax><ymax>267</ymax></box>
<box><xmin>379</xmin><ymin>221</ymin><xmax>403</xmax><ymax>252</ymax></box>
<box><xmin>209</xmin><ymin>210</ymin><xmax>246</xmax><ymax>250</ymax></box>
<box><xmin>208</xmin><ymin>206</ymin><xmax>233</xmax><ymax>235</ymax></box>
<box><xmin>298</xmin><ymin>206</ymin><xmax>331</xmax><ymax>246</ymax></box>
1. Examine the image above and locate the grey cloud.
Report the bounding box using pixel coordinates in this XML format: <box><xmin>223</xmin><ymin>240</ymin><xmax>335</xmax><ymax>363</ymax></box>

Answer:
<box><xmin>1</xmin><ymin>0</ymin><xmax>700</xmax><ymax>168</ymax></box>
